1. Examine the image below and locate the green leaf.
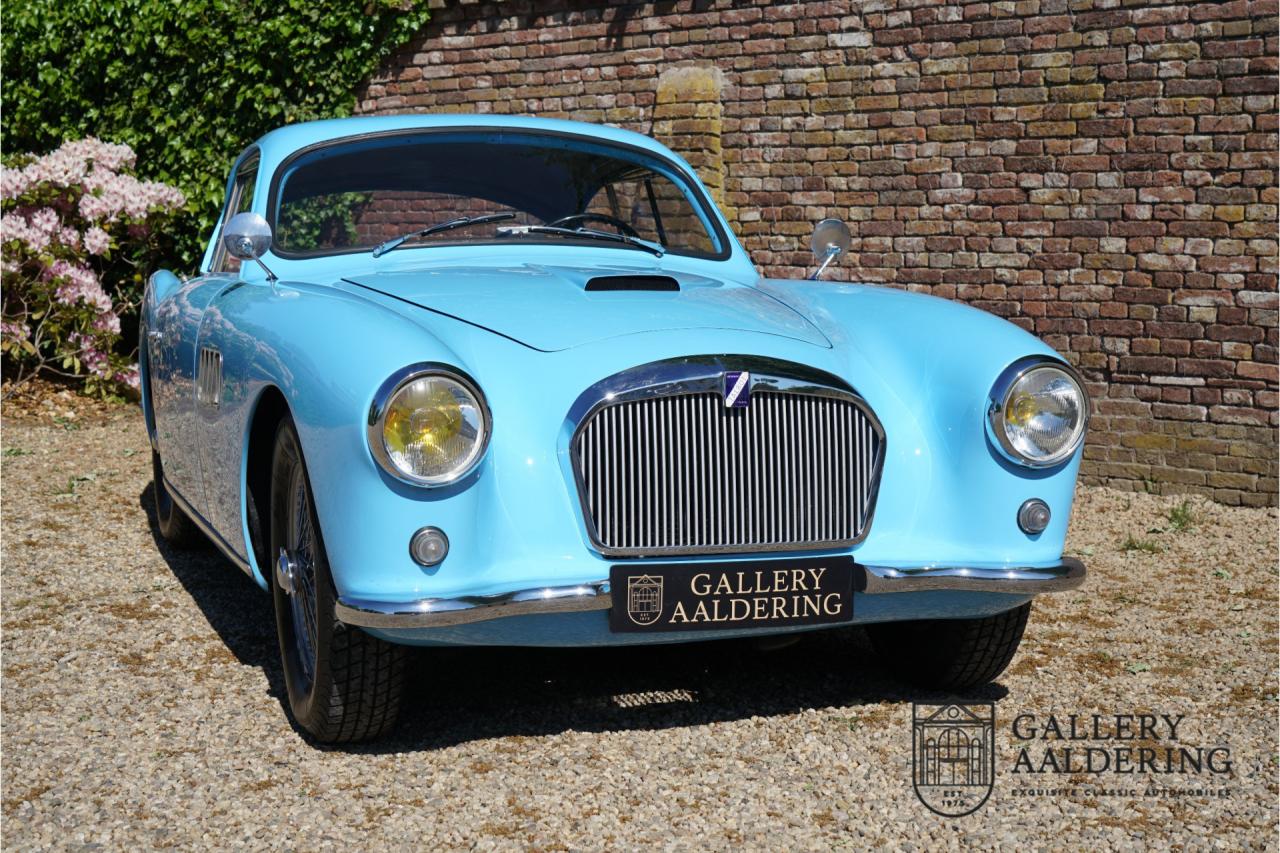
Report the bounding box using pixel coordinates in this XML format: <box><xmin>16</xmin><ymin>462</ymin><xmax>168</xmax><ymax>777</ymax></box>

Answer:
<box><xmin>1</xmin><ymin>0</ymin><xmax>431</xmax><ymax>270</ymax></box>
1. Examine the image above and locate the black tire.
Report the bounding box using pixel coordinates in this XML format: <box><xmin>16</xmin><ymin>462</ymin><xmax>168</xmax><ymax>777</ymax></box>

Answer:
<box><xmin>151</xmin><ymin>449</ymin><xmax>204</xmax><ymax>547</ymax></box>
<box><xmin>866</xmin><ymin>602</ymin><xmax>1031</xmax><ymax>690</ymax></box>
<box><xmin>269</xmin><ymin>416</ymin><xmax>406</xmax><ymax>743</ymax></box>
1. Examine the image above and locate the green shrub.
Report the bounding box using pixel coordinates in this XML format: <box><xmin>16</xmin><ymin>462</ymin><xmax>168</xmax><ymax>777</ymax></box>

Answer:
<box><xmin>2</xmin><ymin>138</ymin><xmax>186</xmax><ymax>396</ymax></box>
<box><xmin>2</xmin><ymin>0</ymin><xmax>430</xmax><ymax>270</ymax></box>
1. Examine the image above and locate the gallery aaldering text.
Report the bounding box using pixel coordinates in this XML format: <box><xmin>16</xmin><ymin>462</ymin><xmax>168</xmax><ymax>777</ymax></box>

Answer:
<box><xmin>1010</xmin><ymin>714</ymin><xmax>1232</xmax><ymax>775</ymax></box>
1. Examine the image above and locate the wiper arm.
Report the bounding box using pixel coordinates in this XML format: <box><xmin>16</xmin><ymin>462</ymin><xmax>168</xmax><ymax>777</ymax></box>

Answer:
<box><xmin>520</xmin><ymin>225</ymin><xmax>665</xmax><ymax>257</ymax></box>
<box><xmin>372</xmin><ymin>212</ymin><xmax>516</xmax><ymax>258</ymax></box>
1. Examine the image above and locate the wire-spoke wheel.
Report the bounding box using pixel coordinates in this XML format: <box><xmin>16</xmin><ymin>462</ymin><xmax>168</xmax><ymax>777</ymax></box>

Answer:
<box><xmin>269</xmin><ymin>416</ymin><xmax>406</xmax><ymax>743</ymax></box>
<box><xmin>283</xmin><ymin>461</ymin><xmax>320</xmax><ymax>687</ymax></box>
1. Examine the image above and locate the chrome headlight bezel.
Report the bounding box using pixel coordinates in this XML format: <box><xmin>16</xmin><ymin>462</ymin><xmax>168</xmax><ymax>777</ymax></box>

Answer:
<box><xmin>987</xmin><ymin>357</ymin><xmax>1090</xmax><ymax>469</ymax></box>
<box><xmin>367</xmin><ymin>363</ymin><xmax>492</xmax><ymax>487</ymax></box>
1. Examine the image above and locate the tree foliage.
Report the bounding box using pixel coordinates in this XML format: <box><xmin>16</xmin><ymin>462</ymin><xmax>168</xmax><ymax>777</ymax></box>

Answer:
<box><xmin>2</xmin><ymin>0</ymin><xmax>429</xmax><ymax>269</ymax></box>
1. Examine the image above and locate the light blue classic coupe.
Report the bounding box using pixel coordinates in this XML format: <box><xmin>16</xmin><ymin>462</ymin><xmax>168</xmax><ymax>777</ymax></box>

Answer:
<box><xmin>142</xmin><ymin>115</ymin><xmax>1089</xmax><ymax>741</ymax></box>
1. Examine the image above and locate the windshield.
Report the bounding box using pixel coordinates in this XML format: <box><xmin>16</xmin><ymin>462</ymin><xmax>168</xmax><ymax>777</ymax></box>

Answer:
<box><xmin>271</xmin><ymin>131</ymin><xmax>726</xmax><ymax>259</ymax></box>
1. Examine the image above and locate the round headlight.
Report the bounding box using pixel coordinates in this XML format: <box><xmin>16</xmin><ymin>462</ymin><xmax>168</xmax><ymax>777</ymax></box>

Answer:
<box><xmin>988</xmin><ymin>360</ymin><xmax>1088</xmax><ymax>468</ymax></box>
<box><xmin>368</xmin><ymin>365</ymin><xmax>490</xmax><ymax>486</ymax></box>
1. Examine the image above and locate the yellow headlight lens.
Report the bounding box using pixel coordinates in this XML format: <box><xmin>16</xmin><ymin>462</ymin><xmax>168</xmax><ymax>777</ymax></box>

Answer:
<box><xmin>1005</xmin><ymin>393</ymin><xmax>1041</xmax><ymax>428</ymax></box>
<box><xmin>380</xmin><ymin>374</ymin><xmax>486</xmax><ymax>484</ymax></box>
<box><xmin>1000</xmin><ymin>366</ymin><xmax>1086</xmax><ymax>465</ymax></box>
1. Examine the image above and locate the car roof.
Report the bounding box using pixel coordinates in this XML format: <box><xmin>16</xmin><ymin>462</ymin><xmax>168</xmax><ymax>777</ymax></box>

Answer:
<box><xmin>250</xmin><ymin>114</ymin><xmax>682</xmax><ymax>171</ymax></box>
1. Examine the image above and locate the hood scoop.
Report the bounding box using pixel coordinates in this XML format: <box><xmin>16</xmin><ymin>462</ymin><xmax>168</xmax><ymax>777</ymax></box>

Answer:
<box><xmin>584</xmin><ymin>274</ymin><xmax>679</xmax><ymax>292</ymax></box>
<box><xmin>343</xmin><ymin>262</ymin><xmax>831</xmax><ymax>351</ymax></box>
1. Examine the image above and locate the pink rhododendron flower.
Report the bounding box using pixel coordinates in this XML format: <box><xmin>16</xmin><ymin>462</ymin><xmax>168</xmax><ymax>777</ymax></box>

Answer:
<box><xmin>29</xmin><ymin>207</ymin><xmax>59</xmax><ymax>234</ymax></box>
<box><xmin>2</xmin><ymin>213</ymin><xmax>50</xmax><ymax>252</ymax></box>
<box><xmin>93</xmin><ymin>311</ymin><xmax>122</xmax><ymax>334</ymax></box>
<box><xmin>1</xmin><ymin>166</ymin><xmax>30</xmax><ymax>200</ymax></box>
<box><xmin>114</xmin><ymin>365</ymin><xmax>140</xmax><ymax>390</ymax></box>
<box><xmin>1</xmin><ymin>319</ymin><xmax>30</xmax><ymax>342</ymax></box>
<box><xmin>3</xmin><ymin>136</ymin><xmax>183</xmax><ymax>394</ymax></box>
<box><xmin>83</xmin><ymin>226</ymin><xmax>110</xmax><ymax>255</ymax></box>
<box><xmin>48</xmin><ymin>260</ymin><xmax>113</xmax><ymax>313</ymax></box>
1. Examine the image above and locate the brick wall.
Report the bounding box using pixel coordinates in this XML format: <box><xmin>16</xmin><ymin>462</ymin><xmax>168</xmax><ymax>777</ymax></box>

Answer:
<box><xmin>356</xmin><ymin>0</ymin><xmax>1280</xmax><ymax>506</ymax></box>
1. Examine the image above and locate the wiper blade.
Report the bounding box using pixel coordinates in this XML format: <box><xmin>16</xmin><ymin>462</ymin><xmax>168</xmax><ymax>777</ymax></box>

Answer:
<box><xmin>520</xmin><ymin>225</ymin><xmax>665</xmax><ymax>257</ymax></box>
<box><xmin>372</xmin><ymin>212</ymin><xmax>516</xmax><ymax>258</ymax></box>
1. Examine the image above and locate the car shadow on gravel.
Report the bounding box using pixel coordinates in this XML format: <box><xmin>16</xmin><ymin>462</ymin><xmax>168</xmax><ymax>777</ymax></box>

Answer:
<box><xmin>139</xmin><ymin>487</ymin><xmax>285</xmax><ymax>698</ymax></box>
<box><xmin>141</xmin><ymin>486</ymin><xmax>1008</xmax><ymax>753</ymax></box>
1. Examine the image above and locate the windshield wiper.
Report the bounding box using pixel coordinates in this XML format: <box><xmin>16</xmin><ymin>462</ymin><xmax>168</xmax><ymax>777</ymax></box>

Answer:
<box><xmin>371</xmin><ymin>212</ymin><xmax>516</xmax><ymax>258</ymax></box>
<box><xmin>516</xmin><ymin>225</ymin><xmax>665</xmax><ymax>257</ymax></box>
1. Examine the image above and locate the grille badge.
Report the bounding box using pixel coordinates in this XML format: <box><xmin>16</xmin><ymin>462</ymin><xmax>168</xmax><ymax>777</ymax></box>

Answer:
<box><xmin>723</xmin><ymin>371</ymin><xmax>752</xmax><ymax>408</ymax></box>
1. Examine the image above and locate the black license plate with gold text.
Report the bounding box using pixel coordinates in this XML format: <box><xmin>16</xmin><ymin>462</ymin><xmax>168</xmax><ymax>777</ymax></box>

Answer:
<box><xmin>609</xmin><ymin>557</ymin><xmax>855</xmax><ymax>633</ymax></box>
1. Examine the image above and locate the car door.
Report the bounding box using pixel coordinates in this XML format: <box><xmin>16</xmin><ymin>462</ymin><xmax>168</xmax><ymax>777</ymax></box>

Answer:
<box><xmin>149</xmin><ymin>153</ymin><xmax>259</xmax><ymax>521</ymax></box>
<box><xmin>149</xmin><ymin>273</ymin><xmax>233</xmax><ymax>514</ymax></box>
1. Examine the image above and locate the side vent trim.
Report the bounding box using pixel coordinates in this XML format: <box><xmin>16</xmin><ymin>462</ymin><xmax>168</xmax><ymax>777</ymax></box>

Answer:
<box><xmin>585</xmin><ymin>275</ymin><xmax>679</xmax><ymax>292</ymax></box>
<box><xmin>198</xmin><ymin>346</ymin><xmax>223</xmax><ymax>408</ymax></box>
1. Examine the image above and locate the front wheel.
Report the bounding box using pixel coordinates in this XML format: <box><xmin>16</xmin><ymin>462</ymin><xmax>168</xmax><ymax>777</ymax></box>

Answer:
<box><xmin>866</xmin><ymin>602</ymin><xmax>1031</xmax><ymax>690</ymax></box>
<box><xmin>270</xmin><ymin>417</ymin><xmax>406</xmax><ymax>742</ymax></box>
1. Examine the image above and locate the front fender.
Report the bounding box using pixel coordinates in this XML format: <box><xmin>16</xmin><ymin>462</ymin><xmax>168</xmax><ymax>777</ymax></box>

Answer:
<box><xmin>758</xmin><ymin>278</ymin><xmax>1083</xmax><ymax>567</ymax></box>
<box><xmin>196</xmin><ymin>278</ymin><xmax>486</xmax><ymax>595</ymax></box>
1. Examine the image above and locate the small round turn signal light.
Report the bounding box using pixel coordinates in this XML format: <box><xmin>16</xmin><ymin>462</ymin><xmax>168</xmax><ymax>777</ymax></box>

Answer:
<box><xmin>409</xmin><ymin>526</ymin><xmax>449</xmax><ymax>566</ymax></box>
<box><xmin>1017</xmin><ymin>499</ymin><xmax>1051</xmax><ymax>535</ymax></box>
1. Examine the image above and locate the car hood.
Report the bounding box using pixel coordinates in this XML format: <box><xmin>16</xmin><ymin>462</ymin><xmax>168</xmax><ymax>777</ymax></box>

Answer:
<box><xmin>342</xmin><ymin>262</ymin><xmax>830</xmax><ymax>352</ymax></box>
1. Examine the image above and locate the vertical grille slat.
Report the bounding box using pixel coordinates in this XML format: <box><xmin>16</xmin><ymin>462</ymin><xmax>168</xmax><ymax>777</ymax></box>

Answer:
<box><xmin>575</xmin><ymin>389</ymin><xmax>882</xmax><ymax>556</ymax></box>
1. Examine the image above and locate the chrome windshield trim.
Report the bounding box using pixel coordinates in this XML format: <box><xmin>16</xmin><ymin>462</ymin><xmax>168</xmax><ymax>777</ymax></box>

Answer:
<box><xmin>335</xmin><ymin>581</ymin><xmax>612</xmax><ymax>629</ymax></box>
<box><xmin>562</xmin><ymin>355</ymin><xmax>887</xmax><ymax>558</ymax></box>
<box><xmin>861</xmin><ymin>557</ymin><xmax>1086</xmax><ymax>595</ymax></box>
<box><xmin>334</xmin><ymin>559</ymin><xmax>1085</xmax><ymax>630</ymax></box>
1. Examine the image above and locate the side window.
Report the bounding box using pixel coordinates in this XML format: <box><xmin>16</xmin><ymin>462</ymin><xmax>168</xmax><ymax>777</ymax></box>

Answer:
<box><xmin>213</xmin><ymin>155</ymin><xmax>260</xmax><ymax>273</ymax></box>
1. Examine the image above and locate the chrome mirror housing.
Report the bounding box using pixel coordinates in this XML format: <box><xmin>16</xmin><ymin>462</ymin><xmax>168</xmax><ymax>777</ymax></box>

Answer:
<box><xmin>224</xmin><ymin>212</ymin><xmax>272</xmax><ymax>259</ymax></box>
<box><xmin>223</xmin><ymin>212</ymin><xmax>277</xmax><ymax>281</ymax></box>
<box><xmin>808</xmin><ymin>218</ymin><xmax>851</xmax><ymax>281</ymax></box>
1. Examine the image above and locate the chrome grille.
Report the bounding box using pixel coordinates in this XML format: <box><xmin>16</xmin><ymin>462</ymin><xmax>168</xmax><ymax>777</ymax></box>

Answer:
<box><xmin>574</xmin><ymin>390</ymin><xmax>883</xmax><ymax>556</ymax></box>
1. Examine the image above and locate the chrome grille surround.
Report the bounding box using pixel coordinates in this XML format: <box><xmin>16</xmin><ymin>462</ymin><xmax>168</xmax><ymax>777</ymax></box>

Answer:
<box><xmin>567</xmin><ymin>357</ymin><xmax>886</xmax><ymax>557</ymax></box>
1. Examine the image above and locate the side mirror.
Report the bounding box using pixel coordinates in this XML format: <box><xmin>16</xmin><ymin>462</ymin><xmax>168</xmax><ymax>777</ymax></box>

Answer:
<box><xmin>222</xmin><ymin>212</ymin><xmax>277</xmax><ymax>281</ymax></box>
<box><xmin>808</xmin><ymin>218</ymin><xmax>851</xmax><ymax>281</ymax></box>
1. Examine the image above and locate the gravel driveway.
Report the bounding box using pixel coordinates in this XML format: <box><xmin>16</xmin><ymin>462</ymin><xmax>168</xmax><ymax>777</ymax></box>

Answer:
<box><xmin>3</xmin><ymin>407</ymin><xmax>1277</xmax><ymax>849</ymax></box>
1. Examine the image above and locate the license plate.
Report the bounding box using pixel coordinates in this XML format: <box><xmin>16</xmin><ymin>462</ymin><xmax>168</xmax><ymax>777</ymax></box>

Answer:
<box><xmin>608</xmin><ymin>557</ymin><xmax>855</xmax><ymax>633</ymax></box>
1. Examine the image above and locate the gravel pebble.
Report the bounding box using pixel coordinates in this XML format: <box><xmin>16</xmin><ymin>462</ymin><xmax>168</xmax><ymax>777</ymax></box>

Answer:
<box><xmin>2</xmin><ymin>412</ymin><xmax>1277</xmax><ymax>849</ymax></box>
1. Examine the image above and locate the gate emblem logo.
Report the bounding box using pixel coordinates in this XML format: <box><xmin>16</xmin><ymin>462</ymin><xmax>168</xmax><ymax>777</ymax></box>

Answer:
<box><xmin>912</xmin><ymin>702</ymin><xmax>995</xmax><ymax>817</ymax></box>
<box><xmin>723</xmin><ymin>371</ymin><xmax>751</xmax><ymax>408</ymax></box>
<box><xmin>625</xmin><ymin>575</ymin><xmax>663</xmax><ymax>625</ymax></box>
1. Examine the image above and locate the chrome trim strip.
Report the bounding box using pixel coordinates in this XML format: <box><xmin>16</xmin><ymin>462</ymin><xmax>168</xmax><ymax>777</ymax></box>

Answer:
<box><xmin>564</xmin><ymin>356</ymin><xmax>887</xmax><ymax>558</ymax></box>
<box><xmin>862</xmin><ymin>557</ymin><xmax>1086</xmax><ymax>595</ymax></box>
<box><xmin>365</xmin><ymin>362</ymin><xmax>492</xmax><ymax>487</ymax></box>
<box><xmin>335</xmin><ymin>581</ymin><xmax>612</xmax><ymax>629</ymax></box>
<box><xmin>986</xmin><ymin>356</ymin><xmax>1090</xmax><ymax>469</ymax></box>
<box><xmin>334</xmin><ymin>559</ymin><xmax>1085</xmax><ymax>629</ymax></box>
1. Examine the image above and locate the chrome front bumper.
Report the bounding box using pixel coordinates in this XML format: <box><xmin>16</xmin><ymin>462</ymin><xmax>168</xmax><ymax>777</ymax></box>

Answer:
<box><xmin>334</xmin><ymin>558</ymin><xmax>1085</xmax><ymax>630</ymax></box>
<box><xmin>860</xmin><ymin>558</ymin><xmax>1086</xmax><ymax>594</ymax></box>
